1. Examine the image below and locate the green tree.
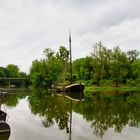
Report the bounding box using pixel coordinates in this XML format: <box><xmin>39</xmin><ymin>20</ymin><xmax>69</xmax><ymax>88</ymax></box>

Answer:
<box><xmin>126</xmin><ymin>50</ymin><xmax>139</xmax><ymax>79</ymax></box>
<box><xmin>131</xmin><ymin>59</ymin><xmax>140</xmax><ymax>87</ymax></box>
<box><xmin>91</xmin><ymin>42</ymin><xmax>110</xmax><ymax>86</ymax></box>
<box><xmin>56</xmin><ymin>46</ymin><xmax>69</xmax><ymax>82</ymax></box>
<box><xmin>30</xmin><ymin>60</ymin><xmax>42</xmax><ymax>87</ymax></box>
<box><xmin>127</xmin><ymin>50</ymin><xmax>139</xmax><ymax>63</ymax></box>
<box><xmin>0</xmin><ymin>67</ymin><xmax>9</xmax><ymax>77</ymax></box>
<box><xmin>30</xmin><ymin>48</ymin><xmax>64</xmax><ymax>87</ymax></box>
<box><xmin>110</xmin><ymin>47</ymin><xmax>129</xmax><ymax>87</ymax></box>
<box><xmin>73</xmin><ymin>57</ymin><xmax>93</xmax><ymax>80</ymax></box>
<box><xmin>6</xmin><ymin>64</ymin><xmax>19</xmax><ymax>77</ymax></box>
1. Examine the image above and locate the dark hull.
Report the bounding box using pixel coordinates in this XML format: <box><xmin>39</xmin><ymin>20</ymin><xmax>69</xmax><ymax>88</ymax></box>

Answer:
<box><xmin>0</xmin><ymin>122</ymin><xmax>10</xmax><ymax>133</ymax></box>
<box><xmin>0</xmin><ymin>110</ymin><xmax>11</xmax><ymax>140</ymax></box>
<box><xmin>65</xmin><ymin>83</ymin><xmax>85</xmax><ymax>92</ymax></box>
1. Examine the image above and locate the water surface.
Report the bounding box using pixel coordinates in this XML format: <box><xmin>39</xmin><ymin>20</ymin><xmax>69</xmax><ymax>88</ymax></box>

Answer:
<box><xmin>1</xmin><ymin>90</ymin><xmax>140</xmax><ymax>140</ymax></box>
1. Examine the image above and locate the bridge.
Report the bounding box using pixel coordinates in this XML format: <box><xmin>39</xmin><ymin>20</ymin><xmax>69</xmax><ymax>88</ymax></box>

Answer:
<box><xmin>0</xmin><ymin>77</ymin><xmax>29</xmax><ymax>91</ymax></box>
<box><xmin>0</xmin><ymin>77</ymin><xmax>28</xmax><ymax>80</ymax></box>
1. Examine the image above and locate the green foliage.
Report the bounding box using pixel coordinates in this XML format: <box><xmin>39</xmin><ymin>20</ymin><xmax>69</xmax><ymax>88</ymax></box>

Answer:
<box><xmin>127</xmin><ymin>79</ymin><xmax>137</xmax><ymax>87</ymax></box>
<box><xmin>30</xmin><ymin>46</ymin><xmax>69</xmax><ymax>87</ymax></box>
<box><xmin>29</xmin><ymin>42</ymin><xmax>140</xmax><ymax>87</ymax></box>
<box><xmin>73</xmin><ymin>57</ymin><xmax>93</xmax><ymax>80</ymax></box>
<box><xmin>0</xmin><ymin>65</ymin><xmax>28</xmax><ymax>86</ymax></box>
<box><xmin>6</xmin><ymin>64</ymin><xmax>19</xmax><ymax>77</ymax></box>
<box><xmin>91</xmin><ymin>42</ymin><xmax>111</xmax><ymax>86</ymax></box>
<box><xmin>131</xmin><ymin>59</ymin><xmax>140</xmax><ymax>78</ymax></box>
<box><xmin>110</xmin><ymin>47</ymin><xmax>129</xmax><ymax>86</ymax></box>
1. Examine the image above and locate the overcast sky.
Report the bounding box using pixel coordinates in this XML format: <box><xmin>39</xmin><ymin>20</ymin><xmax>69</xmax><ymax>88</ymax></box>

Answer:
<box><xmin>0</xmin><ymin>0</ymin><xmax>140</xmax><ymax>73</ymax></box>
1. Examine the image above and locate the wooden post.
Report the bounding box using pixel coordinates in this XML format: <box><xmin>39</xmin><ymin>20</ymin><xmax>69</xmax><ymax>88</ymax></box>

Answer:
<box><xmin>8</xmin><ymin>80</ymin><xmax>10</xmax><ymax>91</ymax></box>
<box><xmin>69</xmin><ymin>31</ymin><xmax>73</xmax><ymax>84</ymax></box>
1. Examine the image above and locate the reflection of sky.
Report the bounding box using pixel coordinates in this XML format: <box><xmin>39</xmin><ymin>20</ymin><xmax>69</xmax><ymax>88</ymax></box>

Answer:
<box><xmin>5</xmin><ymin>97</ymin><xmax>140</xmax><ymax>140</ymax></box>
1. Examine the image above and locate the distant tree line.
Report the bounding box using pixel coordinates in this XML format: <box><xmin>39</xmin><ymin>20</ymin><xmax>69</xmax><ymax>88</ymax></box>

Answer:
<box><xmin>29</xmin><ymin>42</ymin><xmax>140</xmax><ymax>88</ymax></box>
<box><xmin>0</xmin><ymin>64</ymin><xmax>29</xmax><ymax>86</ymax></box>
<box><xmin>73</xmin><ymin>42</ymin><xmax>140</xmax><ymax>87</ymax></box>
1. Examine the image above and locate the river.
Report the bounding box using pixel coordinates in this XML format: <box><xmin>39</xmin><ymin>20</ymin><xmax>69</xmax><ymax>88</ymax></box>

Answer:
<box><xmin>1</xmin><ymin>89</ymin><xmax>140</xmax><ymax>140</ymax></box>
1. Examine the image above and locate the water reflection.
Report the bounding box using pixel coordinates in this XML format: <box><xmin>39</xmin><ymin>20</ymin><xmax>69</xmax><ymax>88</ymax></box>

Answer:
<box><xmin>3</xmin><ymin>89</ymin><xmax>140</xmax><ymax>139</ymax></box>
<box><xmin>29</xmin><ymin>89</ymin><xmax>140</xmax><ymax>138</ymax></box>
<box><xmin>74</xmin><ymin>92</ymin><xmax>140</xmax><ymax>138</ymax></box>
<box><xmin>29</xmin><ymin>89</ymin><xmax>70</xmax><ymax>133</ymax></box>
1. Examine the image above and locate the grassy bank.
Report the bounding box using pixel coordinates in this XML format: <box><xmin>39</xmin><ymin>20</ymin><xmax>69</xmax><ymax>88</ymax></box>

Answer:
<box><xmin>84</xmin><ymin>85</ymin><xmax>139</xmax><ymax>93</ymax></box>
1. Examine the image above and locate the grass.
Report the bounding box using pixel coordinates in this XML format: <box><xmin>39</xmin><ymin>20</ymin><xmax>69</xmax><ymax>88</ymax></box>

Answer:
<box><xmin>84</xmin><ymin>85</ymin><xmax>139</xmax><ymax>93</ymax></box>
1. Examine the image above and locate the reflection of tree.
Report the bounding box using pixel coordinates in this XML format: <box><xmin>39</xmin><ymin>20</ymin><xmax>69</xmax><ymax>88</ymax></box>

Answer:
<box><xmin>28</xmin><ymin>89</ymin><xmax>140</xmax><ymax>138</ymax></box>
<box><xmin>0</xmin><ymin>94</ymin><xmax>26</xmax><ymax>107</ymax></box>
<box><xmin>73</xmin><ymin>92</ymin><xmax>140</xmax><ymax>138</ymax></box>
<box><xmin>29</xmin><ymin>88</ymin><xmax>71</xmax><ymax>133</ymax></box>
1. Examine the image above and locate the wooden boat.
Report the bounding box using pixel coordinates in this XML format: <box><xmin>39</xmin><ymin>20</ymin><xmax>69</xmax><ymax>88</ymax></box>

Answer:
<box><xmin>0</xmin><ymin>106</ymin><xmax>11</xmax><ymax>140</ymax></box>
<box><xmin>66</xmin><ymin>32</ymin><xmax>85</xmax><ymax>93</ymax></box>
<box><xmin>0</xmin><ymin>121</ymin><xmax>11</xmax><ymax>140</ymax></box>
<box><xmin>65</xmin><ymin>83</ymin><xmax>85</xmax><ymax>92</ymax></box>
<box><xmin>0</xmin><ymin>122</ymin><xmax>10</xmax><ymax>134</ymax></box>
<box><xmin>52</xmin><ymin>32</ymin><xmax>85</xmax><ymax>93</ymax></box>
<box><xmin>0</xmin><ymin>110</ymin><xmax>11</xmax><ymax>140</ymax></box>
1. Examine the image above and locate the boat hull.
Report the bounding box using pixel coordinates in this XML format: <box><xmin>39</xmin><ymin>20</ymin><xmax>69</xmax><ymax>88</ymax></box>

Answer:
<box><xmin>65</xmin><ymin>83</ymin><xmax>85</xmax><ymax>92</ymax></box>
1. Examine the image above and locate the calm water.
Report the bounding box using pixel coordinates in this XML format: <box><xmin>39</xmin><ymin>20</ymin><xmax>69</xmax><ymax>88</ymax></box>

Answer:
<box><xmin>1</xmin><ymin>89</ymin><xmax>140</xmax><ymax>140</ymax></box>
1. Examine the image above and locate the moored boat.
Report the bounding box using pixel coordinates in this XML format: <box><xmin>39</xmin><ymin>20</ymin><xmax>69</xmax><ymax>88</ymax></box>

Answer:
<box><xmin>65</xmin><ymin>83</ymin><xmax>85</xmax><ymax>92</ymax></box>
<box><xmin>66</xmin><ymin>31</ymin><xmax>85</xmax><ymax>93</ymax></box>
<box><xmin>0</xmin><ymin>96</ymin><xmax>11</xmax><ymax>140</ymax></box>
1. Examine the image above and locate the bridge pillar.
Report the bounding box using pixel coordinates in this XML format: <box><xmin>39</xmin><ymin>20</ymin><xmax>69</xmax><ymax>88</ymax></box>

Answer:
<box><xmin>8</xmin><ymin>80</ymin><xmax>11</xmax><ymax>91</ymax></box>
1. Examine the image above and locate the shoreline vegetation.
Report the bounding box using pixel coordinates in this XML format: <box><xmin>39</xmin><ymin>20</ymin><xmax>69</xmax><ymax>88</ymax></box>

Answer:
<box><xmin>84</xmin><ymin>85</ymin><xmax>139</xmax><ymax>92</ymax></box>
<box><xmin>29</xmin><ymin>42</ymin><xmax>140</xmax><ymax>90</ymax></box>
<box><xmin>0</xmin><ymin>42</ymin><xmax>140</xmax><ymax>91</ymax></box>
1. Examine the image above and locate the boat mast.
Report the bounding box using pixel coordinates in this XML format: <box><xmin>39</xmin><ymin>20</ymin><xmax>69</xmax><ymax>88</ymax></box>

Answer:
<box><xmin>69</xmin><ymin>31</ymin><xmax>73</xmax><ymax>84</ymax></box>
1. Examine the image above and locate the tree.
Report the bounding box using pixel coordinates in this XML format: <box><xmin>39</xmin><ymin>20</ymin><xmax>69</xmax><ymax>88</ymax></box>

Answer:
<box><xmin>0</xmin><ymin>67</ymin><xmax>9</xmax><ymax>77</ymax></box>
<box><xmin>56</xmin><ymin>46</ymin><xmax>69</xmax><ymax>82</ymax></box>
<box><xmin>131</xmin><ymin>59</ymin><xmax>140</xmax><ymax>78</ymax></box>
<box><xmin>6</xmin><ymin>64</ymin><xmax>19</xmax><ymax>77</ymax></box>
<box><xmin>126</xmin><ymin>50</ymin><xmax>139</xmax><ymax>79</ymax></box>
<box><xmin>91</xmin><ymin>42</ymin><xmax>109</xmax><ymax>86</ymax></box>
<box><xmin>110</xmin><ymin>47</ymin><xmax>129</xmax><ymax>87</ymax></box>
<box><xmin>30</xmin><ymin>48</ymin><xmax>65</xmax><ymax>87</ymax></box>
<box><xmin>127</xmin><ymin>50</ymin><xmax>139</xmax><ymax>63</ymax></box>
<box><xmin>30</xmin><ymin>59</ymin><xmax>42</xmax><ymax>87</ymax></box>
<box><xmin>73</xmin><ymin>57</ymin><xmax>93</xmax><ymax>80</ymax></box>
<box><xmin>131</xmin><ymin>59</ymin><xmax>140</xmax><ymax>87</ymax></box>
<box><xmin>56</xmin><ymin>46</ymin><xmax>69</xmax><ymax>63</ymax></box>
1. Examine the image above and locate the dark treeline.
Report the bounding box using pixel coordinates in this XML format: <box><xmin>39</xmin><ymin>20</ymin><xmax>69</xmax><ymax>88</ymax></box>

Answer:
<box><xmin>30</xmin><ymin>42</ymin><xmax>140</xmax><ymax>88</ymax></box>
<box><xmin>0</xmin><ymin>64</ymin><xmax>29</xmax><ymax>86</ymax></box>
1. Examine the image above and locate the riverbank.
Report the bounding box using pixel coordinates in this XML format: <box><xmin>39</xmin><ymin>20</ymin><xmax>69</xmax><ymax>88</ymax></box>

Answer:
<box><xmin>84</xmin><ymin>85</ymin><xmax>140</xmax><ymax>93</ymax></box>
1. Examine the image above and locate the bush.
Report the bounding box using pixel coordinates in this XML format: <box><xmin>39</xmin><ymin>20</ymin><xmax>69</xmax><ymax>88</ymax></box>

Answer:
<box><xmin>100</xmin><ymin>79</ymin><xmax>114</xmax><ymax>85</ymax></box>
<box><xmin>127</xmin><ymin>79</ymin><xmax>137</xmax><ymax>87</ymax></box>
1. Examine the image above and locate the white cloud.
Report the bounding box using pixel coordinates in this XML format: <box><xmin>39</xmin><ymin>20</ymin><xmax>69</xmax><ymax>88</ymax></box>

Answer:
<box><xmin>0</xmin><ymin>0</ymin><xmax>140</xmax><ymax>72</ymax></box>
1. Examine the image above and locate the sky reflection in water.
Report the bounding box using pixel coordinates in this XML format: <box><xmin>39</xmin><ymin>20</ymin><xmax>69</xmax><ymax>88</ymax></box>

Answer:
<box><xmin>2</xmin><ymin>91</ymin><xmax>140</xmax><ymax>140</ymax></box>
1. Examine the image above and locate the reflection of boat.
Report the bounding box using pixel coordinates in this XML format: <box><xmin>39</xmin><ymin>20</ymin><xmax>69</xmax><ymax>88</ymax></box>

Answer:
<box><xmin>0</xmin><ymin>89</ymin><xmax>8</xmax><ymax>97</ymax></box>
<box><xmin>66</xmin><ymin>93</ymin><xmax>84</xmax><ymax>140</ymax></box>
<box><xmin>65</xmin><ymin>91</ymin><xmax>85</xmax><ymax>101</ymax></box>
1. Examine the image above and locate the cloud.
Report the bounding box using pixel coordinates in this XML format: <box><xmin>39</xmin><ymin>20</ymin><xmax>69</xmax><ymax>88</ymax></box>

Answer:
<box><xmin>0</xmin><ymin>0</ymin><xmax>140</xmax><ymax>72</ymax></box>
